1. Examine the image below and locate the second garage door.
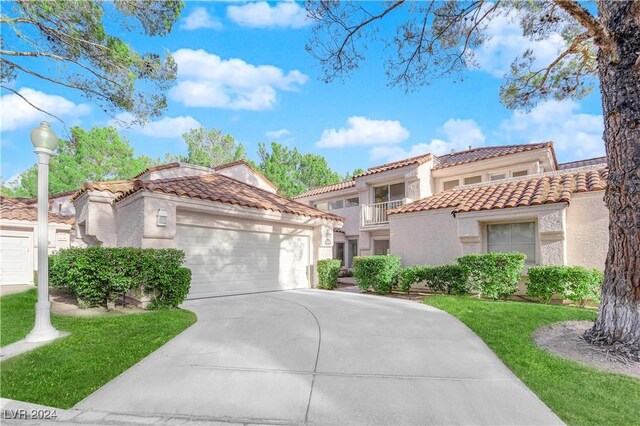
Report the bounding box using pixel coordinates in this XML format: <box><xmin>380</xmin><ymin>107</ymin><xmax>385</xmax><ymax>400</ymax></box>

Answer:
<box><xmin>0</xmin><ymin>234</ymin><xmax>32</xmax><ymax>285</ymax></box>
<box><xmin>175</xmin><ymin>224</ymin><xmax>310</xmax><ymax>299</ymax></box>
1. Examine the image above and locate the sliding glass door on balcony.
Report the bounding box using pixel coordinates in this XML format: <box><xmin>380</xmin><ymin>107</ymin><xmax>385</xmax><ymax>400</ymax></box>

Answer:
<box><xmin>374</xmin><ymin>183</ymin><xmax>405</xmax><ymax>203</ymax></box>
<box><xmin>363</xmin><ymin>183</ymin><xmax>405</xmax><ymax>226</ymax></box>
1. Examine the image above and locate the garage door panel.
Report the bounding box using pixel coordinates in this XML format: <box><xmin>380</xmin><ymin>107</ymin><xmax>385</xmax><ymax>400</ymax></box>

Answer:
<box><xmin>176</xmin><ymin>224</ymin><xmax>310</xmax><ymax>299</ymax></box>
<box><xmin>1</xmin><ymin>235</ymin><xmax>31</xmax><ymax>285</ymax></box>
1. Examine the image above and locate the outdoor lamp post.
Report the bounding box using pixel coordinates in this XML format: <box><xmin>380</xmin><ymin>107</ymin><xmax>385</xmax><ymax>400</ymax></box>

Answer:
<box><xmin>25</xmin><ymin>121</ymin><xmax>61</xmax><ymax>343</ymax></box>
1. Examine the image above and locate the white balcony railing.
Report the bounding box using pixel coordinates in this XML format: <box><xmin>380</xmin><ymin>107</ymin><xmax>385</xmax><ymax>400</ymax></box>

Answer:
<box><xmin>361</xmin><ymin>199</ymin><xmax>404</xmax><ymax>227</ymax></box>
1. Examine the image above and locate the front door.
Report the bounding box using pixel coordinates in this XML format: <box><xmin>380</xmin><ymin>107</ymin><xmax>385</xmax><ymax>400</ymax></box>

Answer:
<box><xmin>373</xmin><ymin>239</ymin><xmax>390</xmax><ymax>255</ymax></box>
<box><xmin>347</xmin><ymin>239</ymin><xmax>358</xmax><ymax>268</ymax></box>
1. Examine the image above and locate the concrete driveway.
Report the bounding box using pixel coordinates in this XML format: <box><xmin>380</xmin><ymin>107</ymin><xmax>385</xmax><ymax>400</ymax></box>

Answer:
<box><xmin>76</xmin><ymin>290</ymin><xmax>562</xmax><ymax>425</ymax></box>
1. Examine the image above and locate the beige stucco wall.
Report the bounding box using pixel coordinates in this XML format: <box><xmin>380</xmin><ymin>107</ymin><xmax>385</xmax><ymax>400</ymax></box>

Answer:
<box><xmin>566</xmin><ymin>191</ymin><xmax>608</xmax><ymax>270</ymax></box>
<box><xmin>215</xmin><ymin>164</ymin><xmax>277</xmax><ymax>193</ymax></box>
<box><xmin>73</xmin><ymin>192</ymin><xmax>118</xmax><ymax>246</ymax></box>
<box><xmin>329</xmin><ymin>205</ymin><xmax>359</xmax><ymax>236</ymax></box>
<box><xmin>144</xmin><ymin>164</ymin><xmax>214</xmax><ymax>181</ymax></box>
<box><xmin>389</xmin><ymin>208</ymin><xmax>461</xmax><ymax>266</ymax></box>
<box><xmin>115</xmin><ymin>196</ymin><xmax>145</xmax><ymax>247</ymax></box>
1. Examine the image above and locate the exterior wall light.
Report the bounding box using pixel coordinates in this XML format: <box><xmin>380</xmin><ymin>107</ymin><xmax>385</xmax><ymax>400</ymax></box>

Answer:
<box><xmin>157</xmin><ymin>208</ymin><xmax>168</xmax><ymax>227</ymax></box>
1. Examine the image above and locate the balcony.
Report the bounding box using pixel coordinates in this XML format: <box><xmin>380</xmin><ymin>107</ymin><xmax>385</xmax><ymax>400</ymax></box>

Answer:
<box><xmin>361</xmin><ymin>200</ymin><xmax>404</xmax><ymax>227</ymax></box>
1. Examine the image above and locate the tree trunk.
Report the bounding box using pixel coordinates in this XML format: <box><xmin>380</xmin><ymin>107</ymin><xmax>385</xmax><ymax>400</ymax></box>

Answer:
<box><xmin>584</xmin><ymin>0</ymin><xmax>640</xmax><ymax>359</ymax></box>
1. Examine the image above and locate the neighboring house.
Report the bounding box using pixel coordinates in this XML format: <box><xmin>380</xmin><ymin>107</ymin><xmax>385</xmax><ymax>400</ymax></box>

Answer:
<box><xmin>0</xmin><ymin>197</ymin><xmax>76</xmax><ymax>286</ymax></box>
<box><xmin>72</xmin><ymin>160</ymin><xmax>343</xmax><ymax>299</ymax></box>
<box><xmin>295</xmin><ymin>142</ymin><xmax>608</xmax><ymax>275</ymax></box>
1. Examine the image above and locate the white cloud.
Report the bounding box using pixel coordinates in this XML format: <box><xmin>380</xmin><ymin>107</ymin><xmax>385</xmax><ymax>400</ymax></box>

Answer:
<box><xmin>169</xmin><ymin>49</ymin><xmax>308</xmax><ymax>110</ymax></box>
<box><xmin>265</xmin><ymin>128</ymin><xmax>292</xmax><ymax>140</ymax></box>
<box><xmin>112</xmin><ymin>112</ymin><xmax>201</xmax><ymax>139</ymax></box>
<box><xmin>316</xmin><ymin>116</ymin><xmax>410</xmax><ymax>148</ymax></box>
<box><xmin>369</xmin><ymin>119</ymin><xmax>485</xmax><ymax>162</ymax></box>
<box><xmin>180</xmin><ymin>7</ymin><xmax>222</xmax><ymax>30</ymax></box>
<box><xmin>472</xmin><ymin>10</ymin><xmax>565</xmax><ymax>77</ymax></box>
<box><xmin>499</xmin><ymin>100</ymin><xmax>604</xmax><ymax>158</ymax></box>
<box><xmin>227</xmin><ymin>1</ymin><xmax>309</xmax><ymax>29</ymax></box>
<box><xmin>0</xmin><ymin>88</ymin><xmax>90</xmax><ymax>132</ymax></box>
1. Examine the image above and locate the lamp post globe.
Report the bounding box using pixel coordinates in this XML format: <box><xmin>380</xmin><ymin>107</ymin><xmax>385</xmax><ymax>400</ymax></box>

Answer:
<box><xmin>25</xmin><ymin>121</ymin><xmax>61</xmax><ymax>343</ymax></box>
<box><xmin>31</xmin><ymin>121</ymin><xmax>60</xmax><ymax>151</ymax></box>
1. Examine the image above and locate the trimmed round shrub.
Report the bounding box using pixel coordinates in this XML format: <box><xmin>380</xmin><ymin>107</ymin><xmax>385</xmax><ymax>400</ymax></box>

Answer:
<box><xmin>317</xmin><ymin>259</ymin><xmax>342</xmax><ymax>290</ymax></box>
<box><xmin>457</xmin><ymin>253</ymin><xmax>526</xmax><ymax>300</ymax></box>
<box><xmin>353</xmin><ymin>255</ymin><xmax>401</xmax><ymax>294</ymax></box>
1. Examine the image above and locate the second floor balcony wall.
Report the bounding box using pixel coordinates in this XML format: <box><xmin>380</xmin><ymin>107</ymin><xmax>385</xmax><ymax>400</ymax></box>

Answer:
<box><xmin>361</xmin><ymin>199</ymin><xmax>404</xmax><ymax>227</ymax></box>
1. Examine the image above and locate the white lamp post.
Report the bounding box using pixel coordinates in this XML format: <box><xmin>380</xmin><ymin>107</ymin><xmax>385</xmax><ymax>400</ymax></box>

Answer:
<box><xmin>25</xmin><ymin>121</ymin><xmax>61</xmax><ymax>343</ymax></box>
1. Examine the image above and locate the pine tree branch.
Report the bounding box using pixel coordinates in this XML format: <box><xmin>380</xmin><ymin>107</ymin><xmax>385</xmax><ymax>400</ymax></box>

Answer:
<box><xmin>0</xmin><ymin>84</ymin><xmax>65</xmax><ymax>126</ymax></box>
<box><xmin>0</xmin><ymin>50</ymin><xmax>124</xmax><ymax>88</ymax></box>
<box><xmin>554</xmin><ymin>0</ymin><xmax>611</xmax><ymax>47</ymax></box>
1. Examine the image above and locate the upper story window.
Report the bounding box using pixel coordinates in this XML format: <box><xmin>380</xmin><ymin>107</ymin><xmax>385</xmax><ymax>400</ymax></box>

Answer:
<box><xmin>512</xmin><ymin>170</ymin><xmax>528</xmax><ymax>177</ymax></box>
<box><xmin>490</xmin><ymin>173</ymin><xmax>506</xmax><ymax>181</ymax></box>
<box><xmin>345</xmin><ymin>197</ymin><xmax>359</xmax><ymax>207</ymax></box>
<box><xmin>374</xmin><ymin>183</ymin><xmax>405</xmax><ymax>203</ymax></box>
<box><xmin>316</xmin><ymin>196</ymin><xmax>360</xmax><ymax>211</ymax></box>
<box><xmin>443</xmin><ymin>179</ymin><xmax>459</xmax><ymax>191</ymax></box>
<box><xmin>487</xmin><ymin>222</ymin><xmax>536</xmax><ymax>264</ymax></box>
<box><xmin>329</xmin><ymin>199</ymin><xmax>344</xmax><ymax>210</ymax></box>
<box><xmin>464</xmin><ymin>176</ymin><xmax>482</xmax><ymax>185</ymax></box>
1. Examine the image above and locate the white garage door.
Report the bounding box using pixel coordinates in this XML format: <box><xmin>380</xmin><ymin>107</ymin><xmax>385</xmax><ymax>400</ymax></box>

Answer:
<box><xmin>1</xmin><ymin>235</ymin><xmax>32</xmax><ymax>285</ymax></box>
<box><xmin>175</xmin><ymin>224</ymin><xmax>310</xmax><ymax>299</ymax></box>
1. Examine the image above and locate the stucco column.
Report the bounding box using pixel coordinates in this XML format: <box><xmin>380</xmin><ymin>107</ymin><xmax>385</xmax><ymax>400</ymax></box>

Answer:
<box><xmin>25</xmin><ymin>148</ymin><xmax>60</xmax><ymax>342</ymax></box>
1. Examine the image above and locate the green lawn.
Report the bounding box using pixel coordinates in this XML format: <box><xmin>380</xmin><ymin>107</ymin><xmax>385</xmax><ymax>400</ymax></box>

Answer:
<box><xmin>424</xmin><ymin>295</ymin><xmax>640</xmax><ymax>426</ymax></box>
<box><xmin>1</xmin><ymin>289</ymin><xmax>37</xmax><ymax>347</ymax></box>
<box><xmin>0</xmin><ymin>289</ymin><xmax>196</xmax><ymax>408</ymax></box>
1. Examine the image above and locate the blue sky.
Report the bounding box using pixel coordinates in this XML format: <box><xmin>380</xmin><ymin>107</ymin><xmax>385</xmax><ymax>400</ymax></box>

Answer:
<box><xmin>1</xmin><ymin>1</ymin><xmax>605</xmax><ymax>183</ymax></box>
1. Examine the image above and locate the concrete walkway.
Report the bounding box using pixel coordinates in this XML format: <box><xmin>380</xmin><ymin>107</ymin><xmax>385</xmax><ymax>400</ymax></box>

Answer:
<box><xmin>65</xmin><ymin>290</ymin><xmax>561</xmax><ymax>425</ymax></box>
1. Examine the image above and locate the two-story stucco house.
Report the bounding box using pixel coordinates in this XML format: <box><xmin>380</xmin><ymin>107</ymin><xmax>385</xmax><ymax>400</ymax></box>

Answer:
<box><xmin>294</xmin><ymin>142</ymin><xmax>608</xmax><ymax>273</ymax></box>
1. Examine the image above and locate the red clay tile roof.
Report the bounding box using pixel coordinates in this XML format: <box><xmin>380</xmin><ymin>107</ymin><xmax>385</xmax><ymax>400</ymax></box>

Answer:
<box><xmin>214</xmin><ymin>160</ymin><xmax>279</xmax><ymax>191</ymax></box>
<box><xmin>116</xmin><ymin>174</ymin><xmax>343</xmax><ymax>222</ymax></box>
<box><xmin>293</xmin><ymin>180</ymin><xmax>357</xmax><ymax>199</ymax></box>
<box><xmin>133</xmin><ymin>163</ymin><xmax>181</xmax><ymax>179</ymax></box>
<box><xmin>291</xmin><ymin>142</ymin><xmax>557</xmax><ymax>200</ymax></box>
<box><xmin>390</xmin><ymin>167</ymin><xmax>607</xmax><ymax>215</ymax></box>
<box><xmin>0</xmin><ymin>196</ymin><xmax>75</xmax><ymax>224</ymax></box>
<box><xmin>559</xmin><ymin>156</ymin><xmax>607</xmax><ymax>170</ymax></box>
<box><xmin>432</xmin><ymin>142</ymin><xmax>556</xmax><ymax>170</ymax></box>
<box><xmin>356</xmin><ymin>153</ymin><xmax>433</xmax><ymax>178</ymax></box>
<box><xmin>71</xmin><ymin>180</ymin><xmax>135</xmax><ymax>201</ymax></box>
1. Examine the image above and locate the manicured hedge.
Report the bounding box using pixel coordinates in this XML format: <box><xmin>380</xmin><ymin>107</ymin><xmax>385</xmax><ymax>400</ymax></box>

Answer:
<box><xmin>317</xmin><ymin>259</ymin><xmax>342</xmax><ymax>290</ymax></box>
<box><xmin>353</xmin><ymin>255</ymin><xmax>401</xmax><ymax>294</ymax></box>
<box><xmin>527</xmin><ymin>265</ymin><xmax>603</xmax><ymax>306</ymax></box>
<box><xmin>399</xmin><ymin>264</ymin><xmax>469</xmax><ymax>294</ymax></box>
<box><xmin>49</xmin><ymin>247</ymin><xmax>191</xmax><ymax>309</ymax></box>
<box><xmin>457</xmin><ymin>252</ymin><xmax>526</xmax><ymax>300</ymax></box>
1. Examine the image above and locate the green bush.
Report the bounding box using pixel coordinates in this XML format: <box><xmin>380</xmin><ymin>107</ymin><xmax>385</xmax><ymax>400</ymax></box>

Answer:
<box><xmin>399</xmin><ymin>264</ymin><xmax>469</xmax><ymax>294</ymax></box>
<box><xmin>317</xmin><ymin>259</ymin><xmax>342</xmax><ymax>290</ymax></box>
<box><xmin>526</xmin><ymin>266</ymin><xmax>565</xmax><ymax>303</ymax></box>
<box><xmin>527</xmin><ymin>265</ymin><xmax>602</xmax><ymax>306</ymax></box>
<box><xmin>457</xmin><ymin>253</ymin><xmax>526</xmax><ymax>300</ymax></box>
<box><xmin>353</xmin><ymin>255</ymin><xmax>401</xmax><ymax>294</ymax></box>
<box><xmin>49</xmin><ymin>247</ymin><xmax>191</xmax><ymax>309</ymax></box>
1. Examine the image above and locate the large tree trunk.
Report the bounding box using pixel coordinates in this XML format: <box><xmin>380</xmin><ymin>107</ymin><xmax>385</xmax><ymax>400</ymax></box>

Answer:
<box><xmin>584</xmin><ymin>0</ymin><xmax>640</xmax><ymax>358</ymax></box>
